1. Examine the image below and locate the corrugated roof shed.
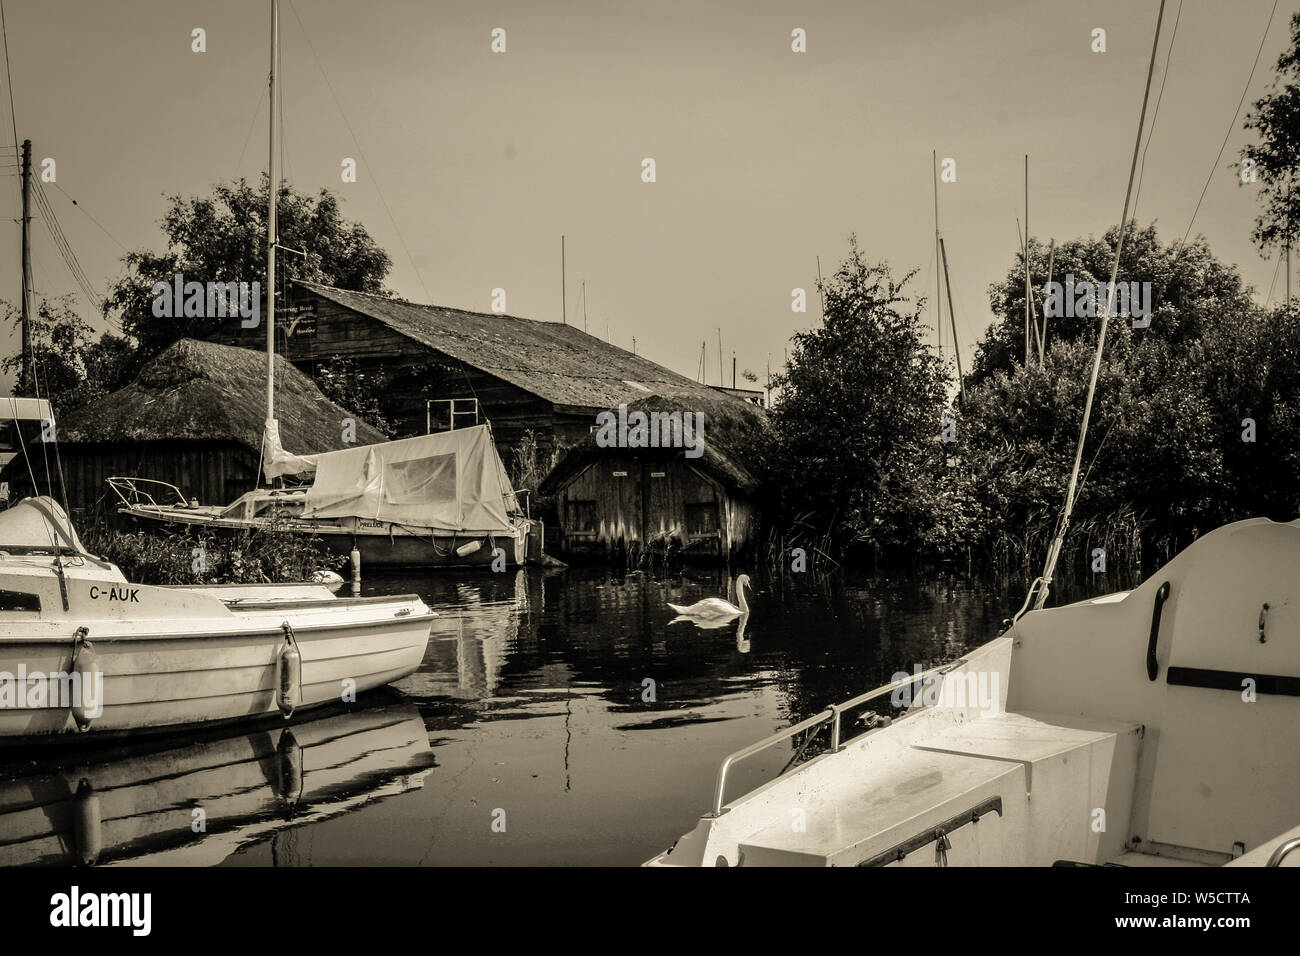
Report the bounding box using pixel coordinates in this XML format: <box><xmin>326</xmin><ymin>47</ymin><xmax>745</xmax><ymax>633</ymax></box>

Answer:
<box><xmin>297</xmin><ymin>281</ymin><xmax>721</xmax><ymax>410</ymax></box>
<box><xmin>58</xmin><ymin>338</ymin><xmax>386</xmax><ymax>453</ymax></box>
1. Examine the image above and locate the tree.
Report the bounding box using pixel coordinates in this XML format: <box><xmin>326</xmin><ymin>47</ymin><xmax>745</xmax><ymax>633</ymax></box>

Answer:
<box><xmin>1241</xmin><ymin>12</ymin><xmax>1300</xmax><ymax>255</ymax></box>
<box><xmin>957</xmin><ymin>225</ymin><xmax>1299</xmax><ymax>574</ymax></box>
<box><xmin>761</xmin><ymin>236</ymin><xmax>956</xmax><ymax>555</ymax></box>
<box><xmin>0</xmin><ymin>295</ymin><xmax>133</xmax><ymax>417</ymax></box>
<box><xmin>970</xmin><ymin>222</ymin><xmax>1253</xmax><ymax>387</ymax></box>
<box><xmin>106</xmin><ymin>175</ymin><xmax>392</xmax><ymax>359</ymax></box>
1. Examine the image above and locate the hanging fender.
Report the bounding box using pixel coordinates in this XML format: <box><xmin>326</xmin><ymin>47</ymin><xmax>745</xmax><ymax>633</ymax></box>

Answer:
<box><xmin>277</xmin><ymin>622</ymin><xmax>302</xmax><ymax>718</ymax></box>
<box><xmin>70</xmin><ymin>627</ymin><xmax>97</xmax><ymax>732</ymax></box>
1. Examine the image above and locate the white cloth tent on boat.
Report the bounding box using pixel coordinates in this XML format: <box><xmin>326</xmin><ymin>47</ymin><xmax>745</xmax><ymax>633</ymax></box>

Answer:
<box><xmin>265</xmin><ymin>423</ymin><xmax>518</xmax><ymax>534</ymax></box>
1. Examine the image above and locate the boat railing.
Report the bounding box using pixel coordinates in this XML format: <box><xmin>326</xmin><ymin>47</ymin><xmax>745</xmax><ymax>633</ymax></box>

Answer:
<box><xmin>1267</xmin><ymin>837</ymin><xmax>1300</xmax><ymax>866</ymax></box>
<box><xmin>707</xmin><ymin>660</ymin><xmax>963</xmax><ymax>817</ymax></box>
<box><xmin>106</xmin><ymin>476</ymin><xmax>189</xmax><ymax>510</ymax></box>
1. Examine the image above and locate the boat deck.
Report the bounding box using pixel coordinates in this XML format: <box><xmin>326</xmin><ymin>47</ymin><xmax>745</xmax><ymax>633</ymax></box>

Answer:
<box><xmin>713</xmin><ymin>710</ymin><xmax>1144</xmax><ymax>867</ymax></box>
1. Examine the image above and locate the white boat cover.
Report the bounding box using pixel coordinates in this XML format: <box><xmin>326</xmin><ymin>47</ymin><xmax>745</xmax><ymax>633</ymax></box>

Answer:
<box><xmin>297</xmin><ymin>424</ymin><xmax>516</xmax><ymax>533</ymax></box>
<box><xmin>263</xmin><ymin>418</ymin><xmax>320</xmax><ymax>480</ymax></box>
<box><xmin>0</xmin><ymin>496</ymin><xmax>88</xmax><ymax>552</ymax></box>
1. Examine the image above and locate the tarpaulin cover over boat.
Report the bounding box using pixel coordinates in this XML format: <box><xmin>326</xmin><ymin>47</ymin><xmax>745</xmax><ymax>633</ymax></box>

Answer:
<box><xmin>295</xmin><ymin>424</ymin><xmax>516</xmax><ymax>533</ymax></box>
<box><xmin>0</xmin><ymin>497</ymin><xmax>88</xmax><ymax>553</ymax></box>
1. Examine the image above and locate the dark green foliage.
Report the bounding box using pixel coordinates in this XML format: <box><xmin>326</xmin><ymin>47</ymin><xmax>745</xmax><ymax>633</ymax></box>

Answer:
<box><xmin>106</xmin><ymin>175</ymin><xmax>391</xmax><ymax>361</ymax></box>
<box><xmin>1</xmin><ymin>295</ymin><xmax>134</xmax><ymax>416</ymax></box>
<box><xmin>1241</xmin><ymin>12</ymin><xmax>1300</xmax><ymax>253</ymax></box>
<box><xmin>760</xmin><ymin>237</ymin><xmax>963</xmax><ymax>557</ymax></box>
<box><xmin>81</xmin><ymin>520</ymin><xmax>344</xmax><ymax>586</ymax></box>
<box><xmin>313</xmin><ymin>354</ymin><xmax>396</xmax><ymax>436</ymax></box>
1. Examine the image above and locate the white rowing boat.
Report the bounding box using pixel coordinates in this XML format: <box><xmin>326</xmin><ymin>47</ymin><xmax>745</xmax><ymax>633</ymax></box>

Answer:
<box><xmin>0</xmin><ymin>497</ymin><xmax>434</xmax><ymax>742</ymax></box>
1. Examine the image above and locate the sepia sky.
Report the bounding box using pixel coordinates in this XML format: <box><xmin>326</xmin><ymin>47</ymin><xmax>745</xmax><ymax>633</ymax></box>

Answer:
<box><xmin>0</xmin><ymin>0</ymin><xmax>1295</xmax><ymax>393</ymax></box>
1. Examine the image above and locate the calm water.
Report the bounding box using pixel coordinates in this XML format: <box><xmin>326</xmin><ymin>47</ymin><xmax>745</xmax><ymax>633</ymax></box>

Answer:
<box><xmin>0</xmin><ymin>565</ymin><xmax>1122</xmax><ymax>868</ymax></box>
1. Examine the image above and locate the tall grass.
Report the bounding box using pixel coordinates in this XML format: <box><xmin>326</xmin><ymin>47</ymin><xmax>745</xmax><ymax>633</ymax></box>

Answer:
<box><xmin>79</xmin><ymin>520</ymin><xmax>344</xmax><ymax>586</ymax></box>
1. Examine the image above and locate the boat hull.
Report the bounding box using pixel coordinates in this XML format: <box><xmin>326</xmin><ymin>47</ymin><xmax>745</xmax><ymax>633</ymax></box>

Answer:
<box><xmin>0</xmin><ymin>603</ymin><xmax>433</xmax><ymax>742</ymax></box>
<box><xmin>118</xmin><ymin>506</ymin><xmax>529</xmax><ymax>569</ymax></box>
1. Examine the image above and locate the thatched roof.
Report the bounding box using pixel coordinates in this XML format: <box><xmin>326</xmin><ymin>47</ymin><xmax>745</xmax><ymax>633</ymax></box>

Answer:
<box><xmin>58</xmin><ymin>338</ymin><xmax>386</xmax><ymax>452</ymax></box>
<box><xmin>296</xmin><ymin>281</ymin><xmax>723</xmax><ymax>411</ymax></box>
<box><xmin>539</xmin><ymin>390</ymin><xmax>766</xmax><ymax>495</ymax></box>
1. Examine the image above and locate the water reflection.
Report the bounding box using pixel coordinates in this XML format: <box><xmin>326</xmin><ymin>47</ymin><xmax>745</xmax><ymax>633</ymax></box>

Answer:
<box><xmin>0</xmin><ymin>565</ymin><xmax>1126</xmax><ymax>867</ymax></box>
<box><xmin>236</xmin><ymin>564</ymin><xmax>1115</xmax><ymax>867</ymax></box>
<box><xmin>0</xmin><ymin>700</ymin><xmax>433</xmax><ymax>866</ymax></box>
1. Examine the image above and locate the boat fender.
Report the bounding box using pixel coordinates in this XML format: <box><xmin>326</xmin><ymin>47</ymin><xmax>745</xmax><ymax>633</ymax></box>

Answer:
<box><xmin>70</xmin><ymin>627</ymin><xmax>97</xmax><ymax>732</ymax></box>
<box><xmin>455</xmin><ymin>540</ymin><xmax>482</xmax><ymax>558</ymax></box>
<box><xmin>277</xmin><ymin>623</ymin><xmax>302</xmax><ymax>718</ymax></box>
<box><xmin>351</xmin><ymin>547</ymin><xmax>361</xmax><ymax>596</ymax></box>
<box><xmin>275</xmin><ymin>728</ymin><xmax>303</xmax><ymax>808</ymax></box>
<box><xmin>72</xmin><ymin>778</ymin><xmax>102</xmax><ymax>866</ymax></box>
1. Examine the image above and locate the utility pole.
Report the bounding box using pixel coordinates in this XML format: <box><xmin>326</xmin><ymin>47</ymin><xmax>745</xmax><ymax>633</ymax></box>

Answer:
<box><xmin>561</xmin><ymin>235</ymin><xmax>566</xmax><ymax>325</ymax></box>
<box><xmin>19</xmin><ymin>139</ymin><xmax>32</xmax><ymax>396</ymax></box>
<box><xmin>732</xmin><ymin>353</ymin><xmax>736</xmax><ymax>389</ymax></box>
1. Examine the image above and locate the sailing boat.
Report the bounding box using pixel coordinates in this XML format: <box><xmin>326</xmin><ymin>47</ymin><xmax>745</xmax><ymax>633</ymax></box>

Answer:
<box><xmin>0</xmin><ymin>1</ymin><xmax>436</xmax><ymax>744</ymax></box>
<box><xmin>107</xmin><ymin>0</ymin><xmax>531</xmax><ymax>569</ymax></box>
<box><xmin>648</xmin><ymin>0</ymin><xmax>1299</xmax><ymax>868</ymax></box>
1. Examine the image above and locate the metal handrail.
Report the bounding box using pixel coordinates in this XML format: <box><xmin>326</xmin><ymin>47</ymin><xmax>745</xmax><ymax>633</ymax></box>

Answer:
<box><xmin>1267</xmin><ymin>837</ymin><xmax>1300</xmax><ymax>867</ymax></box>
<box><xmin>708</xmin><ymin>660</ymin><xmax>961</xmax><ymax>817</ymax></box>
<box><xmin>105</xmin><ymin>476</ymin><xmax>188</xmax><ymax>509</ymax></box>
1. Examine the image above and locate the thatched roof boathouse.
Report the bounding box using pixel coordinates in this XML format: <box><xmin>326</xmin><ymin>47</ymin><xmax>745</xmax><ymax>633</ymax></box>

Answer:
<box><xmin>539</xmin><ymin>391</ymin><xmax>765</xmax><ymax>562</ymax></box>
<box><xmin>1</xmin><ymin>338</ymin><xmax>384</xmax><ymax>520</ymax></box>
<box><xmin>211</xmin><ymin>280</ymin><xmax>733</xmax><ymax>471</ymax></box>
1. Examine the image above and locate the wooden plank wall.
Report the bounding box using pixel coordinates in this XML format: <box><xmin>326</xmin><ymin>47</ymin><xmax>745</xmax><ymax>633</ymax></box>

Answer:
<box><xmin>2</xmin><ymin>441</ymin><xmax>258</xmax><ymax>526</ymax></box>
<box><xmin>213</xmin><ymin>289</ymin><xmax>584</xmax><ymax>474</ymax></box>
<box><xmin>552</xmin><ymin>455</ymin><xmax>756</xmax><ymax>561</ymax></box>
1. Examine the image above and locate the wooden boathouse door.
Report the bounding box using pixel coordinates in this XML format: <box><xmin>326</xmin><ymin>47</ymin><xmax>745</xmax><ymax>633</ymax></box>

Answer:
<box><xmin>642</xmin><ymin>462</ymin><xmax>671</xmax><ymax>546</ymax></box>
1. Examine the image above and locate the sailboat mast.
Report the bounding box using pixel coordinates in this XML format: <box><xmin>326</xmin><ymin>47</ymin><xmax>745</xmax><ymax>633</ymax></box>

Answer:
<box><xmin>1033</xmin><ymin>0</ymin><xmax>1165</xmax><ymax>611</ymax></box>
<box><xmin>933</xmin><ymin>149</ymin><xmax>941</xmax><ymax>357</ymax></box>
<box><xmin>265</xmin><ymin>0</ymin><xmax>278</xmax><ymax>429</ymax></box>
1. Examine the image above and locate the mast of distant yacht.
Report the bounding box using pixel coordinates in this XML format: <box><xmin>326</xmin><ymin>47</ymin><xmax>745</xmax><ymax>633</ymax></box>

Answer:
<box><xmin>265</xmin><ymin>0</ymin><xmax>279</xmax><ymax>444</ymax></box>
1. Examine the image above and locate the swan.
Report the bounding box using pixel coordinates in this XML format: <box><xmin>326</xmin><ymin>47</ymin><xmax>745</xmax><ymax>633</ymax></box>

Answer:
<box><xmin>668</xmin><ymin>574</ymin><xmax>751</xmax><ymax>621</ymax></box>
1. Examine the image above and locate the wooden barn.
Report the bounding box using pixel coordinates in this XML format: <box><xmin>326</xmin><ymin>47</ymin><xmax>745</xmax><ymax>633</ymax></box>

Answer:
<box><xmin>210</xmin><ymin>280</ymin><xmax>727</xmax><ymax>472</ymax></box>
<box><xmin>538</xmin><ymin>391</ymin><xmax>765</xmax><ymax>562</ymax></box>
<box><xmin>0</xmin><ymin>338</ymin><xmax>385</xmax><ymax>523</ymax></box>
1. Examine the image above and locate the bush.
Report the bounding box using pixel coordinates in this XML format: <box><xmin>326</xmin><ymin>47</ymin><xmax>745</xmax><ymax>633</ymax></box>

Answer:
<box><xmin>81</xmin><ymin>519</ymin><xmax>345</xmax><ymax>585</ymax></box>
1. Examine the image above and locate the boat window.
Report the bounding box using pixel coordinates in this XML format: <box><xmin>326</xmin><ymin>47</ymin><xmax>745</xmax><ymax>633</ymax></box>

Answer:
<box><xmin>252</xmin><ymin>497</ymin><xmax>305</xmax><ymax>518</ymax></box>
<box><xmin>0</xmin><ymin>588</ymin><xmax>40</xmax><ymax>612</ymax></box>
<box><xmin>384</xmin><ymin>454</ymin><xmax>457</xmax><ymax>505</ymax></box>
<box><xmin>220</xmin><ymin>501</ymin><xmax>248</xmax><ymax>519</ymax></box>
